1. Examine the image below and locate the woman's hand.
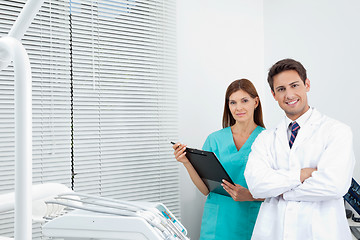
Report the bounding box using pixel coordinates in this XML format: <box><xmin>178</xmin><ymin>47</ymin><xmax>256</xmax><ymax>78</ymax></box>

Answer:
<box><xmin>173</xmin><ymin>142</ymin><xmax>209</xmax><ymax>196</ymax></box>
<box><xmin>172</xmin><ymin>142</ymin><xmax>190</xmax><ymax>164</ymax></box>
<box><xmin>221</xmin><ymin>179</ymin><xmax>255</xmax><ymax>201</ymax></box>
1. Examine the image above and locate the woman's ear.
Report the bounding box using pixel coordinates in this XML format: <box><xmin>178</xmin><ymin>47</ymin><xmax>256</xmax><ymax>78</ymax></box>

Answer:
<box><xmin>254</xmin><ymin>96</ymin><xmax>259</xmax><ymax>109</ymax></box>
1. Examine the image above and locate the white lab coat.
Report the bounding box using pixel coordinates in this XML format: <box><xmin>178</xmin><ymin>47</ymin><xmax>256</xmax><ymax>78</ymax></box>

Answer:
<box><xmin>244</xmin><ymin>108</ymin><xmax>355</xmax><ymax>240</ymax></box>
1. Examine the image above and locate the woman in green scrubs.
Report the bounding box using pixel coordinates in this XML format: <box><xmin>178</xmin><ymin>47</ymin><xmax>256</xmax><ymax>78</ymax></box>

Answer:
<box><xmin>173</xmin><ymin>79</ymin><xmax>265</xmax><ymax>240</ymax></box>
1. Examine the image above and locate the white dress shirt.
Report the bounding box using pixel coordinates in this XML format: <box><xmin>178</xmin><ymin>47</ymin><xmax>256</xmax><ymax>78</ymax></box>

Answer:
<box><xmin>244</xmin><ymin>108</ymin><xmax>355</xmax><ymax>240</ymax></box>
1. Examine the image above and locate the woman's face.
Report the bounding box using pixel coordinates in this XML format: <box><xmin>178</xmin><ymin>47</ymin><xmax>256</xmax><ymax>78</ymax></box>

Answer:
<box><xmin>228</xmin><ymin>89</ymin><xmax>259</xmax><ymax>124</ymax></box>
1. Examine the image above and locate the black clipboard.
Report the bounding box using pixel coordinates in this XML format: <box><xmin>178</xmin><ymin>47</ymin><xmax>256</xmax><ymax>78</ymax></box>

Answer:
<box><xmin>185</xmin><ymin>147</ymin><xmax>234</xmax><ymax>197</ymax></box>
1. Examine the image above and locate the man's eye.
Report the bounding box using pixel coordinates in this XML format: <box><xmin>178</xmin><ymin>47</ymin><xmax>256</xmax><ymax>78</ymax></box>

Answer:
<box><xmin>277</xmin><ymin>88</ymin><xmax>284</xmax><ymax>92</ymax></box>
<box><xmin>292</xmin><ymin>84</ymin><xmax>299</xmax><ymax>88</ymax></box>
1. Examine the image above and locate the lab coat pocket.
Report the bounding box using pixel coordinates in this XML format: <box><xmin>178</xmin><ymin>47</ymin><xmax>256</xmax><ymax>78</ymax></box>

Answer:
<box><xmin>254</xmin><ymin>199</ymin><xmax>278</xmax><ymax>237</ymax></box>
<box><xmin>200</xmin><ymin>202</ymin><xmax>219</xmax><ymax>239</ymax></box>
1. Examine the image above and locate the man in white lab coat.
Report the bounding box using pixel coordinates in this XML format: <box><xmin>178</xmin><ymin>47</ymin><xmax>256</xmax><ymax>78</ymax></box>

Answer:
<box><xmin>244</xmin><ymin>58</ymin><xmax>355</xmax><ymax>240</ymax></box>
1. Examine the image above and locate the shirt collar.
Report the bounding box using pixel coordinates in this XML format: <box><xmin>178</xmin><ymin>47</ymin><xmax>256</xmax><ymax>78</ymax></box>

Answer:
<box><xmin>285</xmin><ymin>107</ymin><xmax>313</xmax><ymax>129</ymax></box>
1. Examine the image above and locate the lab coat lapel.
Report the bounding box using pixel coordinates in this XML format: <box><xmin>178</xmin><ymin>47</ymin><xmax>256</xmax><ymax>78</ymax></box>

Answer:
<box><xmin>291</xmin><ymin>109</ymin><xmax>322</xmax><ymax>150</ymax></box>
<box><xmin>274</xmin><ymin>118</ymin><xmax>290</xmax><ymax>153</ymax></box>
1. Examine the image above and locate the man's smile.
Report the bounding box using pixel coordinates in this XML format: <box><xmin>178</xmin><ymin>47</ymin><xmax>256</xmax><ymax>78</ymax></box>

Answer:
<box><xmin>286</xmin><ymin>99</ymin><xmax>299</xmax><ymax>106</ymax></box>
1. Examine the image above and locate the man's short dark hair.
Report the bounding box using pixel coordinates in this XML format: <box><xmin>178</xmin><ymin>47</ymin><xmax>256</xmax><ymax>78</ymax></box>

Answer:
<box><xmin>267</xmin><ymin>58</ymin><xmax>307</xmax><ymax>91</ymax></box>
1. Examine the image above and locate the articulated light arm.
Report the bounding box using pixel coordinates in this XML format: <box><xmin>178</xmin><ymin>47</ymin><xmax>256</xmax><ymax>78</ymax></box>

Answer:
<box><xmin>0</xmin><ymin>0</ymin><xmax>45</xmax><ymax>239</ymax></box>
<box><xmin>8</xmin><ymin>0</ymin><xmax>46</xmax><ymax>41</ymax></box>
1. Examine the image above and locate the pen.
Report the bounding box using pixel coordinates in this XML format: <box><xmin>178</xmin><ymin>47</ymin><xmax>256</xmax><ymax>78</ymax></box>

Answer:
<box><xmin>171</xmin><ymin>141</ymin><xmax>183</xmax><ymax>150</ymax></box>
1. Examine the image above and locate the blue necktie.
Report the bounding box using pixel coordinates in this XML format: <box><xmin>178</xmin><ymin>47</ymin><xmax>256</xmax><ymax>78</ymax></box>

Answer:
<box><xmin>289</xmin><ymin>121</ymin><xmax>300</xmax><ymax>148</ymax></box>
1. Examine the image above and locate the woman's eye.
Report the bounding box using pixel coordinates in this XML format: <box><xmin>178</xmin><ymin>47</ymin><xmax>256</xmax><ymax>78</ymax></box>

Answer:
<box><xmin>242</xmin><ymin>99</ymin><xmax>248</xmax><ymax>103</ymax></box>
<box><xmin>229</xmin><ymin>101</ymin><xmax>236</xmax><ymax>105</ymax></box>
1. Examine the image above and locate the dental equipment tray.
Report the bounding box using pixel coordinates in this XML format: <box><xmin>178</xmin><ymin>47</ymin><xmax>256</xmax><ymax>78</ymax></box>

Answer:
<box><xmin>42</xmin><ymin>199</ymin><xmax>188</xmax><ymax>240</ymax></box>
<box><xmin>185</xmin><ymin>147</ymin><xmax>234</xmax><ymax>197</ymax></box>
<box><xmin>344</xmin><ymin>178</ymin><xmax>360</xmax><ymax>215</ymax></box>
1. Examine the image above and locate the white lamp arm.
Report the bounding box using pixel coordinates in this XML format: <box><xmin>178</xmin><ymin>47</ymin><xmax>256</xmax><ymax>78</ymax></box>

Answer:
<box><xmin>8</xmin><ymin>0</ymin><xmax>46</xmax><ymax>41</ymax></box>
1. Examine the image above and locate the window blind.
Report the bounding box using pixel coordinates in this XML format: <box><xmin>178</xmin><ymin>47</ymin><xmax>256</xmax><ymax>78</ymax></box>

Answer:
<box><xmin>0</xmin><ymin>0</ymin><xmax>179</xmax><ymax>238</ymax></box>
<box><xmin>70</xmin><ymin>0</ymin><xmax>179</xmax><ymax>213</ymax></box>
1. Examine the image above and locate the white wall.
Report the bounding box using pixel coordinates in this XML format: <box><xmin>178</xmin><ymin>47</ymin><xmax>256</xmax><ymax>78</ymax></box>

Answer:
<box><xmin>177</xmin><ymin>1</ymin><xmax>264</xmax><ymax>239</ymax></box>
<box><xmin>263</xmin><ymin>0</ymin><xmax>360</xmax><ymax>181</ymax></box>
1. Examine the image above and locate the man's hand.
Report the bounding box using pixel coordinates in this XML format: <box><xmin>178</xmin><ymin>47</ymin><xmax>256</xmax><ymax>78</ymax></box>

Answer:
<box><xmin>300</xmin><ymin>168</ymin><xmax>317</xmax><ymax>183</ymax></box>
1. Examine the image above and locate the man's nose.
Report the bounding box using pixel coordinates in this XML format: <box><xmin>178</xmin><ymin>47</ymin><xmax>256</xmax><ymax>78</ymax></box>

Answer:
<box><xmin>285</xmin><ymin>88</ymin><xmax>295</xmax><ymax>99</ymax></box>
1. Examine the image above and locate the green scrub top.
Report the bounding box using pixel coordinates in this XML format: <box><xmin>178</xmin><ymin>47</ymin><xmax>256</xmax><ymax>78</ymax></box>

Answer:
<box><xmin>199</xmin><ymin>126</ymin><xmax>264</xmax><ymax>240</ymax></box>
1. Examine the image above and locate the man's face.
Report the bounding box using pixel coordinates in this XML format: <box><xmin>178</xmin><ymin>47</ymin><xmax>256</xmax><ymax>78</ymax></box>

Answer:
<box><xmin>272</xmin><ymin>70</ymin><xmax>310</xmax><ymax>121</ymax></box>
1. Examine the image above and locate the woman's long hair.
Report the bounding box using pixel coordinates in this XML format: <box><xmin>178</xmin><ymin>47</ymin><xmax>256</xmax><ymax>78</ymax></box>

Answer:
<box><xmin>222</xmin><ymin>79</ymin><xmax>265</xmax><ymax>128</ymax></box>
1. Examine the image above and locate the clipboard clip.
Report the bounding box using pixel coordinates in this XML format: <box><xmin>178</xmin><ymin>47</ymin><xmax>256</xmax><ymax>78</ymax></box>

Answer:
<box><xmin>185</xmin><ymin>148</ymin><xmax>206</xmax><ymax>156</ymax></box>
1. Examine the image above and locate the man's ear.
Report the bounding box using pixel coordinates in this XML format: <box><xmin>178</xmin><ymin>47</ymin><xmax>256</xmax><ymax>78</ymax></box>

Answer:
<box><xmin>271</xmin><ymin>90</ymin><xmax>276</xmax><ymax>99</ymax></box>
<box><xmin>305</xmin><ymin>78</ymin><xmax>310</xmax><ymax>92</ymax></box>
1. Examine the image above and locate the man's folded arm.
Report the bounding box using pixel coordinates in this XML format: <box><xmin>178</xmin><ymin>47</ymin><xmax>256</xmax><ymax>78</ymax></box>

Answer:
<box><xmin>283</xmin><ymin>125</ymin><xmax>355</xmax><ymax>201</ymax></box>
<box><xmin>244</xmin><ymin>132</ymin><xmax>302</xmax><ymax>199</ymax></box>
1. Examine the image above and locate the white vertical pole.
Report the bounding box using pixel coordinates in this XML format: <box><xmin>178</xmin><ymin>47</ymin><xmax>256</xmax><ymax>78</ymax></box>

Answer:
<box><xmin>14</xmin><ymin>37</ymin><xmax>32</xmax><ymax>240</ymax></box>
<box><xmin>2</xmin><ymin>0</ymin><xmax>46</xmax><ymax>239</ymax></box>
<box><xmin>0</xmin><ymin>36</ymin><xmax>33</xmax><ymax>240</ymax></box>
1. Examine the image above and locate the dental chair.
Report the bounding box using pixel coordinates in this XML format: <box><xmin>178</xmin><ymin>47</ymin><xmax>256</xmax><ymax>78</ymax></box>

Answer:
<box><xmin>0</xmin><ymin>183</ymin><xmax>189</xmax><ymax>240</ymax></box>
